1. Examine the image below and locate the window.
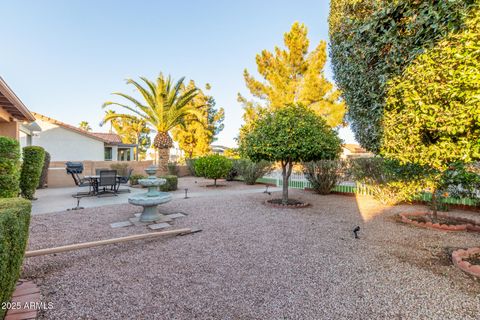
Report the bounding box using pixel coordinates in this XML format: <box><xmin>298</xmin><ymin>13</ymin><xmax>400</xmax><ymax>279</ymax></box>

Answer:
<box><xmin>117</xmin><ymin>148</ymin><xmax>131</xmax><ymax>161</ymax></box>
<box><xmin>104</xmin><ymin>147</ymin><xmax>112</xmax><ymax>161</ymax></box>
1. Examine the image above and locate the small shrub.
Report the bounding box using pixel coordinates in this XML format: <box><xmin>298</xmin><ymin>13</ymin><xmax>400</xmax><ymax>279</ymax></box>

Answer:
<box><xmin>20</xmin><ymin>146</ymin><xmax>45</xmax><ymax>200</ymax></box>
<box><xmin>304</xmin><ymin>160</ymin><xmax>347</xmax><ymax>195</ymax></box>
<box><xmin>37</xmin><ymin>151</ymin><xmax>50</xmax><ymax>189</ymax></box>
<box><xmin>0</xmin><ymin>136</ymin><xmax>21</xmax><ymax>198</ymax></box>
<box><xmin>130</xmin><ymin>174</ymin><xmax>146</xmax><ymax>186</ymax></box>
<box><xmin>167</xmin><ymin>162</ymin><xmax>179</xmax><ymax>176</ymax></box>
<box><xmin>109</xmin><ymin>162</ymin><xmax>129</xmax><ymax>177</ymax></box>
<box><xmin>226</xmin><ymin>159</ymin><xmax>241</xmax><ymax>181</ymax></box>
<box><xmin>186</xmin><ymin>158</ymin><xmax>198</xmax><ymax>176</ymax></box>
<box><xmin>195</xmin><ymin>155</ymin><xmax>233</xmax><ymax>186</ymax></box>
<box><xmin>0</xmin><ymin>198</ymin><xmax>31</xmax><ymax>319</ymax></box>
<box><xmin>159</xmin><ymin>175</ymin><xmax>178</xmax><ymax>191</ymax></box>
<box><xmin>237</xmin><ymin>159</ymin><xmax>272</xmax><ymax>185</ymax></box>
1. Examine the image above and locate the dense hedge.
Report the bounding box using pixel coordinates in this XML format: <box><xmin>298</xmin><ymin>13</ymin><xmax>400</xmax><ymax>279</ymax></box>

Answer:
<box><xmin>0</xmin><ymin>198</ymin><xmax>32</xmax><ymax>319</ymax></box>
<box><xmin>0</xmin><ymin>136</ymin><xmax>21</xmax><ymax>198</ymax></box>
<box><xmin>381</xmin><ymin>7</ymin><xmax>480</xmax><ymax>168</ymax></box>
<box><xmin>329</xmin><ymin>0</ymin><xmax>476</xmax><ymax>152</ymax></box>
<box><xmin>159</xmin><ymin>175</ymin><xmax>178</xmax><ymax>191</ymax></box>
<box><xmin>37</xmin><ymin>151</ymin><xmax>50</xmax><ymax>189</ymax></box>
<box><xmin>195</xmin><ymin>155</ymin><xmax>232</xmax><ymax>186</ymax></box>
<box><xmin>20</xmin><ymin>146</ymin><xmax>45</xmax><ymax>200</ymax></box>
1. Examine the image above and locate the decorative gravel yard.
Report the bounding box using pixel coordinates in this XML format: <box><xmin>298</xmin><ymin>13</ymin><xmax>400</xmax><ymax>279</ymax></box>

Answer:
<box><xmin>23</xmin><ymin>181</ymin><xmax>480</xmax><ymax>320</ymax></box>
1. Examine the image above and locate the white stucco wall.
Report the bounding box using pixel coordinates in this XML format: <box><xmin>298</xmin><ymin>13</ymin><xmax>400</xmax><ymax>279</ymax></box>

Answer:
<box><xmin>32</xmin><ymin>119</ymin><xmax>105</xmax><ymax>161</ymax></box>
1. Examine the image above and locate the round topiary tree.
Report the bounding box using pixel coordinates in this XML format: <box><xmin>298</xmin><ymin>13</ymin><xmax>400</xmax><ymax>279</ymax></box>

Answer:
<box><xmin>195</xmin><ymin>154</ymin><xmax>233</xmax><ymax>187</ymax></box>
<box><xmin>0</xmin><ymin>136</ymin><xmax>21</xmax><ymax>198</ymax></box>
<box><xmin>381</xmin><ymin>8</ymin><xmax>480</xmax><ymax>219</ymax></box>
<box><xmin>240</xmin><ymin>104</ymin><xmax>342</xmax><ymax>205</ymax></box>
<box><xmin>20</xmin><ymin>146</ymin><xmax>46</xmax><ymax>200</ymax></box>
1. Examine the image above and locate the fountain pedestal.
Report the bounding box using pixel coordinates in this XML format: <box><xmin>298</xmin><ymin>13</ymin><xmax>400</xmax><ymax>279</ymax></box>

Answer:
<box><xmin>128</xmin><ymin>167</ymin><xmax>172</xmax><ymax>222</ymax></box>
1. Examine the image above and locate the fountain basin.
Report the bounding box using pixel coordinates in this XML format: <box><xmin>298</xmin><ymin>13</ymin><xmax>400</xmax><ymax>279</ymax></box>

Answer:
<box><xmin>128</xmin><ymin>166</ymin><xmax>173</xmax><ymax>222</ymax></box>
<box><xmin>128</xmin><ymin>192</ymin><xmax>172</xmax><ymax>207</ymax></box>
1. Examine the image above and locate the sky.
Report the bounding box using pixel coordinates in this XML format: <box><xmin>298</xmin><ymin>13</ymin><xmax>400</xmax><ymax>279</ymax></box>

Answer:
<box><xmin>1</xmin><ymin>0</ymin><xmax>356</xmax><ymax>147</ymax></box>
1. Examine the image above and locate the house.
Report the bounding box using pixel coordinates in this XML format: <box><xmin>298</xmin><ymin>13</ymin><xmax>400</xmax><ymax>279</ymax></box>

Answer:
<box><xmin>341</xmin><ymin>144</ymin><xmax>373</xmax><ymax>159</ymax></box>
<box><xmin>31</xmin><ymin>112</ymin><xmax>137</xmax><ymax>161</ymax></box>
<box><xmin>211</xmin><ymin>145</ymin><xmax>230</xmax><ymax>155</ymax></box>
<box><xmin>0</xmin><ymin>77</ymin><xmax>39</xmax><ymax>146</ymax></box>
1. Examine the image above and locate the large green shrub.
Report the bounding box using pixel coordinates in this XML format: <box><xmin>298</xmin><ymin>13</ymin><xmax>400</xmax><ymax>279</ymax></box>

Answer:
<box><xmin>195</xmin><ymin>154</ymin><xmax>232</xmax><ymax>186</ymax></box>
<box><xmin>20</xmin><ymin>146</ymin><xmax>45</xmax><ymax>200</ymax></box>
<box><xmin>329</xmin><ymin>0</ymin><xmax>476</xmax><ymax>152</ymax></box>
<box><xmin>159</xmin><ymin>175</ymin><xmax>178</xmax><ymax>191</ymax></box>
<box><xmin>37</xmin><ymin>151</ymin><xmax>50</xmax><ymax>189</ymax></box>
<box><xmin>0</xmin><ymin>136</ymin><xmax>21</xmax><ymax>198</ymax></box>
<box><xmin>304</xmin><ymin>160</ymin><xmax>347</xmax><ymax>195</ymax></box>
<box><xmin>0</xmin><ymin>198</ymin><xmax>31</xmax><ymax>319</ymax></box>
<box><xmin>380</xmin><ymin>7</ymin><xmax>480</xmax><ymax>216</ymax></box>
<box><xmin>350</xmin><ymin>157</ymin><xmax>429</xmax><ymax>205</ymax></box>
<box><xmin>240</xmin><ymin>104</ymin><xmax>342</xmax><ymax>204</ymax></box>
<box><xmin>236</xmin><ymin>159</ymin><xmax>272</xmax><ymax>185</ymax></box>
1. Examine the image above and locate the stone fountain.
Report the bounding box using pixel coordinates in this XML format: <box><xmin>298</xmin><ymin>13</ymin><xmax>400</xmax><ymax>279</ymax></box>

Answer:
<box><xmin>128</xmin><ymin>166</ymin><xmax>172</xmax><ymax>222</ymax></box>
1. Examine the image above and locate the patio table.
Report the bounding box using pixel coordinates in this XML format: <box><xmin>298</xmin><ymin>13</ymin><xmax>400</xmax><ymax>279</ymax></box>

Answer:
<box><xmin>85</xmin><ymin>175</ymin><xmax>125</xmax><ymax>195</ymax></box>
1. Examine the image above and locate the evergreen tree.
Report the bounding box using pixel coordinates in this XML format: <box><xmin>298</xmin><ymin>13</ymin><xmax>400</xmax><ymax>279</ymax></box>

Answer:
<box><xmin>238</xmin><ymin>21</ymin><xmax>345</xmax><ymax>139</ymax></box>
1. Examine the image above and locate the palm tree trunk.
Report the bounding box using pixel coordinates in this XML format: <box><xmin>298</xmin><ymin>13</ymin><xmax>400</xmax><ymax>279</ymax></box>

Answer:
<box><xmin>156</xmin><ymin>148</ymin><xmax>170</xmax><ymax>175</ymax></box>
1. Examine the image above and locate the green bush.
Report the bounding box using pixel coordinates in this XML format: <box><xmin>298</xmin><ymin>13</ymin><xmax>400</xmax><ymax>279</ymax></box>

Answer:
<box><xmin>0</xmin><ymin>198</ymin><xmax>31</xmax><ymax>319</ymax></box>
<box><xmin>109</xmin><ymin>162</ymin><xmax>130</xmax><ymax>177</ymax></box>
<box><xmin>304</xmin><ymin>160</ymin><xmax>347</xmax><ymax>195</ymax></box>
<box><xmin>0</xmin><ymin>136</ymin><xmax>21</xmax><ymax>198</ymax></box>
<box><xmin>167</xmin><ymin>162</ymin><xmax>179</xmax><ymax>176</ymax></box>
<box><xmin>19</xmin><ymin>146</ymin><xmax>45</xmax><ymax>200</ymax></box>
<box><xmin>237</xmin><ymin>159</ymin><xmax>272</xmax><ymax>185</ymax></box>
<box><xmin>350</xmin><ymin>157</ymin><xmax>428</xmax><ymax>205</ymax></box>
<box><xmin>130</xmin><ymin>174</ymin><xmax>146</xmax><ymax>186</ymax></box>
<box><xmin>186</xmin><ymin>158</ymin><xmax>198</xmax><ymax>176</ymax></box>
<box><xmin>159</xmin><ymin>175</ymin><xmax>178</xmax><ymax>191</ymax></box>
<box><xmin>329</xmin><ymin>0</ymin><xmax>476</xmax><ymax>152</ymax></box>
<box><xmin>195</xmin><ymin>154</ymin><xmax>232</xmax><ymax>186</ymax></box>
<box><xmin>225</xmin><ymin>159</ymin><xmax>241</xmax><ymax>181</ymax></box>
<box><xmin>37</xmin><ymin>151</ymin><xmax>50</xmax><ymax>189</ymax></box>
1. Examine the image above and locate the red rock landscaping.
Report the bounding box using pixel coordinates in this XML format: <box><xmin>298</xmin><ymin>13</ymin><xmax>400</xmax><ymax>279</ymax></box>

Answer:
<box><xmin>399</xmin><ymin>212</ymin><xmax>480</xmax><ymax>232</ymax></box>
<box><xmin>452</xmin><ymin>248</ymin><xmax>480</xmax><ymax>278</ymax></box>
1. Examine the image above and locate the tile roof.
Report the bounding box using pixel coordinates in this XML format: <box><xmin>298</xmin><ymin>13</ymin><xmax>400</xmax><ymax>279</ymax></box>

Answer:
<box><xmin>343</xmin><ymin>144</ymin><xmax>369</xmax><ymax>153</ymax></box>
<box><xmin>31</xmin><ymin>112</ymin><xmax>124</xmax><ymax>144</ymax></box>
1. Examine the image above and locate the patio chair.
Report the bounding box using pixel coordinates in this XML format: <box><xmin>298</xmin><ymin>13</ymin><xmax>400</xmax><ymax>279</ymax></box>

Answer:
<box><xmin>65</xmin><ymin>162</ymin><xmax>94</xmax><ymax>196</ymax></box>
<box><xmin>97</xmin><ymin>170</ymin><xmax>118</xmax><ymax>197</ymax></box>
<box><xmin>95</xmin><ymin>168</ymin><xmax>110</xmax><ymax>175</ymax></box>
<box><xmin>115</xmin><ymin>168</ymin><xmax>133</xmax><ymax>193</ymax></box>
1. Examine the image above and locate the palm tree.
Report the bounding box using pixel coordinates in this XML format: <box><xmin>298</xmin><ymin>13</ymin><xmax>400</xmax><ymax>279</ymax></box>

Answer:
<box><xmin>79</xmin><ymin>121</ymin><xmax>92</xmax><ymax>131</ymax></box>
<box><xmin>101</xmin><ymin>74</ymin><xmax>200</xmax><ymax>172</ymax></box>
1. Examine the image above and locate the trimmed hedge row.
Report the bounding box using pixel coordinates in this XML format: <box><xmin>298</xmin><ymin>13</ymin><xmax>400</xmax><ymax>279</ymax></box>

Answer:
<box><xmin>0</xmin><ymin>198</ymin><xmax>32</xmax><ymax>319</ymax></box>
<box><xmin>20</xmin><ymin>146</ymin><xmax>45</xmax><ymax>200</ymax></box>
<box><xmin>0</xmin><ymin>136</ymin><xmax>21</xmax><ymax>198</ymax></box>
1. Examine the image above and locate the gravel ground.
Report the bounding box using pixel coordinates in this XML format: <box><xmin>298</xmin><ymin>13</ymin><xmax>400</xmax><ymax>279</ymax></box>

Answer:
<box><xmin>23</xmin><ymin>186</ymin><xmax>480</xmax><ymax>320</ymax></box>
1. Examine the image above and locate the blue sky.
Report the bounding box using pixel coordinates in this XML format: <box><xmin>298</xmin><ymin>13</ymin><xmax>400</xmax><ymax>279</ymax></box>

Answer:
<box><xmin>1</xmin><ymin>0</ymin><xmax>355</xmax><ymax>147</ymax></box>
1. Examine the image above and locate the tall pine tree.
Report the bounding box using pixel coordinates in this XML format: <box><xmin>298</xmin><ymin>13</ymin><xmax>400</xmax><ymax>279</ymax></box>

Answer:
<box><xmin>238</xmin><ymin>22</ymin><xmax>345</xmax><ymax>138</ymax></box>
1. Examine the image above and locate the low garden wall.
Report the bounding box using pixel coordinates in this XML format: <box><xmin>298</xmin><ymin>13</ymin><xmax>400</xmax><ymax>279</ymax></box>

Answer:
<box><xmin>46</xmin><ymin>161</ymin><xmax>190</xmax><ymax>188</ymax></box>
<box><xmin>0</xmin><ymin>198</ymin><xmax>31</xmax><ymax>319</ymax></box>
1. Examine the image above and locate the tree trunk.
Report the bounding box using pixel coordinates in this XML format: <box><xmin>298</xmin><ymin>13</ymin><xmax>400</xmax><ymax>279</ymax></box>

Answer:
<box><xmin>135</xmin><ymin>134</ymin><xmax>140</xmax><ymax>161</ymax></box>
<box><xmin>431</xmin><ymin>189</ymin><xmax>438</xmax><ymax>221</ymax></box>
<box><xmin>156</xmin><ymin>148</ymin><xmax>170</xmax><ymax>175</ymax></box>
<box><xmin>214</xmin><ymin>178</ymin><xmax>217</xmax><ymax>187</ymax></box>
<box><xmin>281</xmin><ymin>161</ymin><xmax>293</xmax><ymax>205</ymax></box>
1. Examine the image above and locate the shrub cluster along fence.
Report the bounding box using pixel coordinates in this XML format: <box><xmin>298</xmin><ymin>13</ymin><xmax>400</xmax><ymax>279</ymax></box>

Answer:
<box><xmin>260</xmin><ymin>170</ymin><xmax>478</xmax><ymax>207</ymax></box>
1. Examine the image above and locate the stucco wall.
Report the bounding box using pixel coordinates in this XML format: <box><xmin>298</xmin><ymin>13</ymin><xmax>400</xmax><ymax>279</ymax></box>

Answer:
<box><xmin>32</xmin><ymin>119</ymin><xmax>105</xmax><ymax>161</ymax></box>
